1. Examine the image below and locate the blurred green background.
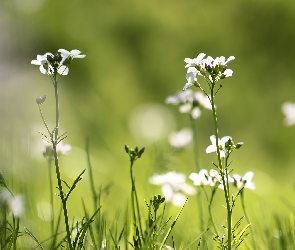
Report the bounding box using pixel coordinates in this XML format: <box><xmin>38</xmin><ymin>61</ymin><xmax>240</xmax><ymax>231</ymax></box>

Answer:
<box><xmin>1</xmin><ymin>0</ymin><xmax>295</xmax><ymax>247</ymax></box>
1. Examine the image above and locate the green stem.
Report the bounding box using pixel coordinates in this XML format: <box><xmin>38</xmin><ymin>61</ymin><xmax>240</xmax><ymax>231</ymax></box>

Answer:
<box><xmin>130</xmin><ymin>160</ymin><xmax>143</xmax><ymax>238</ymax></box>
<box><xmin>241</xmin><ymin>191</ymin><xmax>256</xmax><ymax>250</ymax></box>
<box><xmin>38</xmin><ymin>104</ymin><xmax>51</xmax><ymax>137</ymax></box>
<box><xmin>85</xmin><ymin>138</ymin><xmax>98</xmax><ymax>212</ymax></box>
<box><xmin>210</xmin><ymin>83</ymin><xmax>232</xmax><ymax>250</ymax></box>
<box><xmin>208</xmin><ymin>187</ymin><xmax>218</xmax><ymax>235</ymax></box>
<box><xmin>48</xmin><ymin>158</ymin><xmax>54</xmax><ymax>237</ymax></box>
<box><xmin>52</xmin><ymin>77</ymin><xmax>73</xmax><ymax>250</ymax></box>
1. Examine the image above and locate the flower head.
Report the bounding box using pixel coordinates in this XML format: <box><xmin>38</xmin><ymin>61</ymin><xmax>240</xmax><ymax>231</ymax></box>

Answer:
<box><xmin>31</xmin><ymin>49</ymin><xmax>85</xmax><ymax>76</ymax></box>
<box><xmin>282</xmin><ymin>102</ymin><xmax>295</xmax><ymax>126</ymax></box>
<box><xmin>166</xmin><ymin>89</ymin><xmax>212</xmax><ymax>119</ymax></box>
<box><xmin>183</xmin><ymin>53</ymin><xmax>235</xmax><ymax>90</ymax></box>
<box><xmin>43</xmin><ymin>141</ymin><xmax>72</xmax><ymax>159</ymax></box>
<box><xmin>169</xmin><ymin>127</ymin><xmax>193</xmax><ymax>149</ymax></box>
<box><xmin>0</xmin><ymin>190</ymin><xmax>24</xmax><ymax>218</ymax></box>
<box><xmin>149</xmin><ymin>171</ymin><xmax>196</xmax><ymax>206</ymax></box>
<box><xmin>189</xmin><ymin>169</ymin><xmax>233</xmax><ymax>190</ymax></box>
<box><xmin>206</xmin><ymin>135</ymin><xmax>232</xmax><ymax>158</ymax></box>
<box><xmin>232</xmin><ymin>171</ymin><xmax>255</xmax><ymax>190</ymax></box>
<box><xmin>31</xmin><ymin>53</ymin><xmax>55</xmax><ymax>75</ymax></box>
<box><xmin>58</xmin><ymin>49</ymin><xmax>86</xmax><ymax>66</ymax></box>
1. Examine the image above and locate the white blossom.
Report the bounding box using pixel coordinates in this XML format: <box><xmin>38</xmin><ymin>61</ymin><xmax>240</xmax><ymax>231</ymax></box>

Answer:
<box><xmin>0</xmin><ymin>190</ymin><xmax>24</xmax><ymax>218</ymax></box>
<box><xmin>282</xmin><ymin>102</ymin><xmax>295</xmax><ymax>126</ymax></box>
<box><xmin>183</xmin><ymin>53</ymin><xmax>235</xmax><ymax>90</ymax></box>
<box><xmin>232</xmin><ymin>171</ymin><xmax>255</xmax><ymax>190</ymax></box>
<box><xmin>206</xmin><ymin>135</ymin><xmax>232</xmax><ymax>158</ymax></box>
<box><xmin>149</xmin><ymin>171</ymin><xmax>196</xmax><ymax>207</ymax></box>
<box><xmin>166</xmin><ymin>90</ymin><xmax>212</xmax><ymax>119</ymax></box>
<box><xmin>169</xmin><ymin>128</ymin><xmax>193</xmax><ymax>149</ymax></box>
<box><xmin>43</xmin><ymin>141</ymin><xmax>72</xmax><ymax>158</ymax></box>
<box><xmin>31</xmin><ymin>53</ymin><xmax>54</xmax><ymax>75</ymax></box>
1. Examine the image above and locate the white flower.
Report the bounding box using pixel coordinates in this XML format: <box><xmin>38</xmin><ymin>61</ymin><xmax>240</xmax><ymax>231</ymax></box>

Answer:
<box><xmin>31</xmin><ymin>53</ymin><xmax>54</xmax><ymax>75</ymax></box>
<box><xmin>184</xmin><ymin>53</ymin><xmax>206</xmax><ymax>68</ymax></box>
<box><xmin>58</xmin><ymin>49</ymin><xmax>86</xmax><ymax>62</ymax></box>
<box><xmin>209</xmin><ymin>169</ymin><xmax>234</xmax><ymax>190</ymax></box>
<box><xmin>149</xmin><ymin>171</ymin><xmax>196</xmax><ymax>207</ymax></box>
<box><xmin>190</xmin><ymin>169</ymin><xmax>233</xmax><ymax>190</ymax></box>
<box><xmin>43</xmin><ymin>141</ymin><xmax>72</xmax><ymax>158</ymax></box>
<box><xmin>183</xmin><ymin>54</ymin><xmax>235</xmax><ymax>89</ymax></box>
<box><xmin>0</xmin><ymin>190</ymin><xmax>24</xmax><ymax>218</ymax></box>
<box><xmin>169</xmin><ymin>128</ymin><xmax>193</xmax><ymax>149</ymax></box>
<box><xmin>32</xmin><ymin>49</ymin><xmax>85</xmax><ymax>76</ymax></box>
<box><xmin>184</xmin><ymin>67</ymin><xmax>198</xmax><ymax>90</ymax></box>
<box><xmin>165</xmin><ymin>90</ymin><xmax>212</xmax><ymax>119</ymax></box>
<box><xmin>206</xmin><ymin>135</ymin><xmax>232</xmax><ymax>158</ymax></box>
<box><xmin>282</xmin><ymin>102</ymin><xmax>295</xmax><ymax>126</ymax></box>
<box><xmin>189</xmin><ymin>169</ymin><xmax>212</xmax><ymax>186</ymax></box>
<box><xmin>232</xmin><ymin>171</ymin><xmax>255</xmax><ymax>190</ymax></box>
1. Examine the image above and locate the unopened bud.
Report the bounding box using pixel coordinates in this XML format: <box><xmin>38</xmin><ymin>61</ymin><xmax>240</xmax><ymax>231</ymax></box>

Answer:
<box><xmin>236</xmin><ymin>142</ymin><xmax>244</xmax><ymax>149</ymax></box>
<box><xmin>36</xmin><ymin>95</ymin><xmax>46</xmax><ymax>105</ymax></box>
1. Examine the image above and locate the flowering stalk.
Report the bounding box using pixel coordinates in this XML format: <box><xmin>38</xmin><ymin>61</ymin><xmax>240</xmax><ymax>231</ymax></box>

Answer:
<box><xmin>51</xmin><ymin>74</ymin><xmax>72</xmax><ymax>249</ymax></box>
<box><xmin>48</xmin><ymin>158</ymin><xmax>54</xmax><ymax>236</ymax></box>
<box><xmin>32</xmin><ymin>49</ymin><xmax>85</xmax><ymax>249</ymax></box>
<box><xmin>125</xmin><ymin>145</ymin><xmax>145</xmax><ymax>240</ymax></box>
<box><xmin>184</xmin><ymin>53</ymin><xmax>236</xmax><ymax>249</ymax></box>
<box><xmin>209</xmin><ymin>82</ymin><xmax>232</xmax><ymax>250</ymax></box>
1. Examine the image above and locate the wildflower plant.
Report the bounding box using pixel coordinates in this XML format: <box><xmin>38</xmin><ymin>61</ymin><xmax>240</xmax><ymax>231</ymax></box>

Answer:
<box><xmin>182</xmin><ymin>53</ymin><xmax>254</xmax><ymax>249</ymax></box>
<box><xmin>31</xmin><ymin>49</ymin><xmax>92</xmax><ymax>249</ymax></box>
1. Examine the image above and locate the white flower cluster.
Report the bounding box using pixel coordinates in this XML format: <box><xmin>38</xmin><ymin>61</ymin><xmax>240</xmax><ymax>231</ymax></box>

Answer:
<box><xmin>206</xmin><ymin>135</ymin><xmax>243</xmax><ymax>158</ymax></box>
<box><xmin>168</xmin><ymin>127</ymin><xmax>193</xmax><ymax>149</ymax></box>
<box><xmin>190</xmin><ymin>169</ymin><xmax>255</xmax><ymax>190</ymax></box>
<box><xmin>184</xmin><ymin>53</ymin><xmax>235</xmax><ymax>90</ymax></box>
<box><xmin>43</xmin><ymin>141</ymin><xmax>72</xmax><ymax>158</ymax></box>
<box><xmin>282</xmin><ymin>102</ymin><xmax>295</xmax><ymax>126</ymax></box>
<box><xmin>166</xmin><ymin>89</ymin><xmax>212</xmax><ymax>119</ymax></box>
<box><xmin>0</xmin><ymin>190</ymin><xmax>24</xmax><ymax>218</ymax></box>
<box><xmin>149</xmin><ymin>171</ymin><xmax>196</xmax><ymax>207</ymax></box>
<box><xmin>31</xmin><ymin>49</ymin><xmax>85</xmax><ymax>75</ymax></box>
<box><xmin>149</xmin><ymin>169</ymin><xmax>254</xmax><ymax>207</ymax></box>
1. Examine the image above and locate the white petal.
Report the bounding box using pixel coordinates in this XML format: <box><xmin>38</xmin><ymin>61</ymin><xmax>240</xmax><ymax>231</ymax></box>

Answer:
<box><xmin>161</xmin><ymin>184</ymin><xmax>174</xmax><ymax>201</ymax></box>
<box><xmin>209</xmin><ymin>135</ymin><xmax>217</xmax><ymax>145</ymax></box>
<box><xmin>58</xmin><ymin>49</ymin><xmax>70</xmax><ymax>55</ymax></box>
<box><xmin>165</xmin><ymin>96</ymin><xmax>180</xmax><ymax>105</ymax></box>
<box><xmin>206</xmin><ymin>145</ymin><xmax>217</xmax><ymax>154</ymax></box>
<box><xmin>196</xmin><ymin>53</ymin><xmax>206</xmax><ymax>62</ymax></box>
<box><xmin>179</xmin><ymin>103</ymin><xmax>191</xmax><ymax>113</ymax></box>
<box><xmin>58</xmin><ymin>66</ymin><xmax>69</xmax><ymax>75</ymax></box>
<box><xmin>39</xmin><ymin>66</ymin><xmax>47</xmax><ymax>74</ymax></box>
<box><xmin>243</xmin><ymin>171</ymin><xmax>254</xmax><ymax>182</ymax></box>
<box><xmin>219</xmin><ymin>150</ymin><xmax>226</xmax><ymax>158</ymax></box>
<box><xmin>225</xmin><ymin>56</ymin><xmax>235</xmax><ymax>64</ymax></box>
<box><xmin>224</xmin><ymin>69</ymin><xmax>233</xmax><ymax>77</ymax></box>
<box><xmin>172</xmin><ymin>193</ymin><xmax>186</xmax><ymax>206</ymax></box>
<box><xmin>183</xmin><ymin>82</ymin><xmax>193</xmax><ymax>91</ymax></box>
<box><xmin>191</xmin><ymin>107</ymin><xmax>201</xmax><ymax>119</ymax></box>
<box><xmin>31</xmin><ymin>60</ymin><xmax>41</xmax><ymax>65</ymax></box>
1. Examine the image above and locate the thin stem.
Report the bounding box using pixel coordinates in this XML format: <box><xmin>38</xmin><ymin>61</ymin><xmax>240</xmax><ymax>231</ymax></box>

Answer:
<box><xmin>241</xmin><ymin>191</ymin><xmax>256</xmax><ymax>250</ymax></box>
<box><xmin>208</xmin><ymin>187</ymin><xmax>218</xmax><ymax>235</ymax></box>
<box><xmin>52</xmin><ymin>77</ymin><xmax>73</xmax><ymax>250</ymax></box>
<box><xmin>129</xmin><ymin>160</ymin><xmax>143</xmax><ymax>238</ymax></box>
<box><xmin>85</xmin><ymin>138</ymin><xmax>98</xmax><ymax>212</ymax></box>
<box><xmin>48</xmin><ymin>158</ymin><xmax>54</xmax><ymax>237</ymax></box>
<box><xmin>210</xmin><ymin>83</ymin><xmax>232</xmax><ymax>250</ymax></box>
<box><xmin>38</xmin><ymin>104</ymin><xmax>51</xmax><ymax>138</ymax></box>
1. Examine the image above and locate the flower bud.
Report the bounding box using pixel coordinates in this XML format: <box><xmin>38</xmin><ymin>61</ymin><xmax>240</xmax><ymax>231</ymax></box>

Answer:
<box><xmin>36</xmin><ymin>95</ymin><xmax>46</xmax><ymax>105</ymax></box>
